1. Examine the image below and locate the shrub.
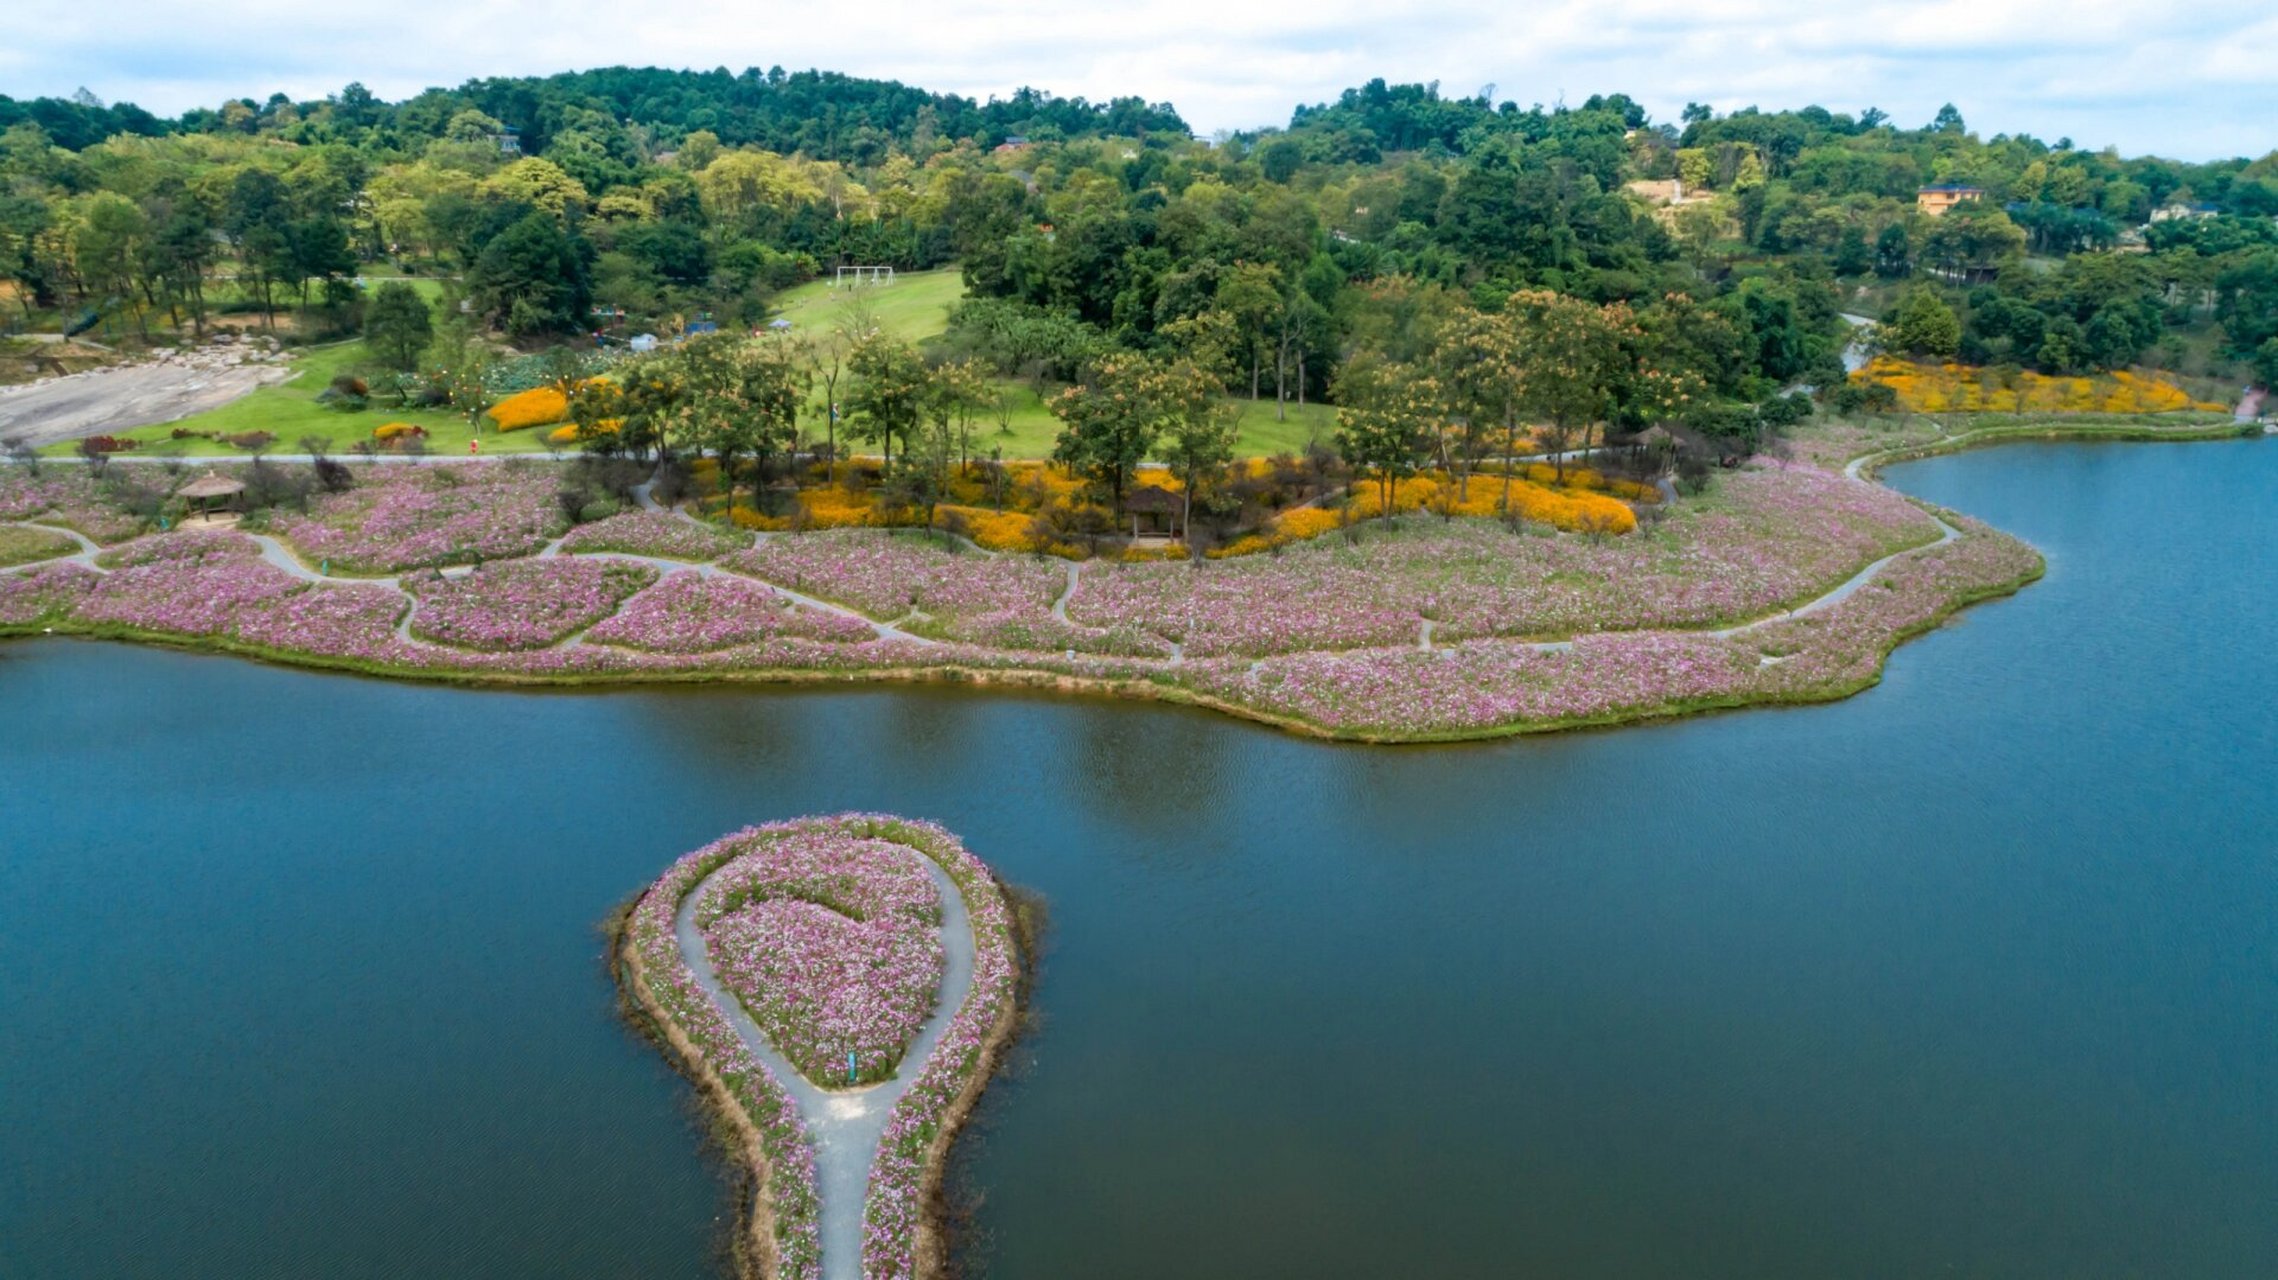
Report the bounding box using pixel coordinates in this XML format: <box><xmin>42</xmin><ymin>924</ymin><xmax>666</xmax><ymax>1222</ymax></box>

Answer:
<box><xmin>484</xmin><ymin>385</ymin><xmax>572</xmax><ymax>431</ymax></box>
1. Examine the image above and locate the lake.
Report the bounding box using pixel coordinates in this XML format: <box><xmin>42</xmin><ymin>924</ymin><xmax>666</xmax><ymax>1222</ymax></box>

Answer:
<box><xmin>3</xmin><ymin>439</ymin><xmax>2273</xmax><ymax>1278</ymax></box>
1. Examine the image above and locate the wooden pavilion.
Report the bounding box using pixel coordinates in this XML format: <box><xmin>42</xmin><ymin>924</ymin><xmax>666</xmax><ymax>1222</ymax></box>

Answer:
<box><xmin>177</xmin><ymin>471</ymin><xmax>245</xmax><ymax>521</ymax></box>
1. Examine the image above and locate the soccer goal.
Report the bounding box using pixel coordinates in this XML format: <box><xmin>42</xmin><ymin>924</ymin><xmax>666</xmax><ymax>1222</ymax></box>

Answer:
<box><xmin>834</xmin><ymin>265</ymin><xmax>896</xmax><ymax>288</ymax></box>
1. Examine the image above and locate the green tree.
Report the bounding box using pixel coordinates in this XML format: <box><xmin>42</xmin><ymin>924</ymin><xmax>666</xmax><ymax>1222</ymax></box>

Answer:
<box><xmin>469</xmin><ymin>212</ymin><xmax>591</xmax><ymax>335</ymax></box>
<box><xmin>363</xmin><ymin>281</ymin><xmax>433</xmax><ymax>370</ymax></box>
<box><xmin>1048</xmin><ymin>353</ymin><xmax>1164</xmax><ymax>509</ymax></box>
<box><xmin>1153</xmin><ymin>357</ymin><xmax>1239</xmax><ymax>542</ymax></box>
<box><xmin>673</xmin><ymin>334</ymin><xmax>807</xmax><ymax>503</ymax></box>
<box><xmin>1333</xmin><ymin>351</ymin><xmax>1438</xmax><ymax>519</ymax></box>
<box><xmin>1886</xmin><ymin>286</ymin><xmax>1962</xmax><ymax>358</ymax></box>
<box><xmin>2252</xmin><ymin>337</ymin><xmax>2278</xmax><ymax>393</ymax></box>
<box><xmin>845</xmin><ymin>333</ymin><xmax>930</xmax><ymax>469</ymax></box>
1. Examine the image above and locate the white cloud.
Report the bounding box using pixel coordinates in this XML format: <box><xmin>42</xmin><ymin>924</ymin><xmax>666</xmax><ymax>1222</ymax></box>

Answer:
<box><xmin>3</xmin><ymin>0</ymin><xmax>2272</xmax><ymax>159</ymax></box>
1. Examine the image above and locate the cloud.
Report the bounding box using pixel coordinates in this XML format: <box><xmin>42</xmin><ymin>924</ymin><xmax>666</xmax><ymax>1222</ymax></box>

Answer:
<box><xmin>3</xmin><ymin>0</ymin><xmax>2273</xmax><ymax>159</ymax></box>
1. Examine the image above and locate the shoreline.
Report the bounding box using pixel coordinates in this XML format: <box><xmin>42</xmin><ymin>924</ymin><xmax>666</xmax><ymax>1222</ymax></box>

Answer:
<box><xmin>1</xmin><ymin>422</ymin><xmax>2255</xmax><ymax>743</ymax></box>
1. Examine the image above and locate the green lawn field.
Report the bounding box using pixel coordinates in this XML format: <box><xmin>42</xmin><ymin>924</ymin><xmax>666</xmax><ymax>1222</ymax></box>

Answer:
<box><xmin>767</xmin><ymin>268</ymin><xmax>965</xmax><ymax>349</ymax></box>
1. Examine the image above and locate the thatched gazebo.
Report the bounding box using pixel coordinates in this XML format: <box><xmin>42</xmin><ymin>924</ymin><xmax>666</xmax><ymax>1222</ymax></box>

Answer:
<box><xmin>1122</xmin><ymin>484</ymin><xmax>1182</xmax><ymax>539</ymax></box>
<box><xmin>178</xmin><ymin>471</ymin><xmax>245</xmax><ymax>521</ymax></box>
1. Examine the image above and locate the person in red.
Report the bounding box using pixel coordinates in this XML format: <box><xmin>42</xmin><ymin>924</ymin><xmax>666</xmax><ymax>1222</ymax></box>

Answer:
<box><xmin>468</xmin><ymin>439</ymin><xmax>480</xmax><ymax>456</ymax></box>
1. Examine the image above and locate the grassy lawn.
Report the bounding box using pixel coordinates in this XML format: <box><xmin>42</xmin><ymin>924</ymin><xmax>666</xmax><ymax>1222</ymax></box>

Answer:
<box><xmin>767</xmin><ymin>269</ymin><xmax>965</xmax><ymax>349</ymax></box>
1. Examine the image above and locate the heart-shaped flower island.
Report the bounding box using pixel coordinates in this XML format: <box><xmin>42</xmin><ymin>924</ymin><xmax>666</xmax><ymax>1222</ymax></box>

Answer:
<box><xmin>619</xmin><ymin>815</ymin><xmax>1021</xmax><ymax>1280</ymax></box>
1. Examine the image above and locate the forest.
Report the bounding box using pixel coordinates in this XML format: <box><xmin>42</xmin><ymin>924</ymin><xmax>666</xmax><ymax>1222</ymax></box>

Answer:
<box><xmin>3</xmin><ymin>67</ymin><xmax>2274</xmax><ymax>476</ymax></box>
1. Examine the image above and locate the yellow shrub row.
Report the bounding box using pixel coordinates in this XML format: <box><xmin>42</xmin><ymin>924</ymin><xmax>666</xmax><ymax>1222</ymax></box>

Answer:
<box><xmin>1512</xmin><ymin>462</ymin><xmax>1661</xmax><ymax>503</ymax></box>
<box><xmin>1348</xmin><ymin>474</ymin><xmax>1637</xmax><ymax>534</ymax></box>
<box><xmin>1855</xmin><ymin>357</ymin><xmax>2224</xmax><ymax>415</ymax></box>
<box><xmin>372</xmin><ymin>421</ymin><xmax>425</xmax><ymax>441</ymax></box>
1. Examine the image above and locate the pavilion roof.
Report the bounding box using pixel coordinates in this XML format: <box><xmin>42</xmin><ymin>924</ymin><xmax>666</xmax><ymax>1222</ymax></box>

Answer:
<box><xmin>177</xmin><ymin>471</ymin><xmax>245</xmax><ymax>499</ymax></box>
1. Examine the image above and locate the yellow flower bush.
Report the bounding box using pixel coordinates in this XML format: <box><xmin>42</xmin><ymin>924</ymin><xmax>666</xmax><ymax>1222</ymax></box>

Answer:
<box><xmin>1274</xmin><ymin>507</ymin><xmax>1346</xmax><ymax>541</ymax></box>
<box><xmin>372</xmin><ymin>422</ymin><xmax>425</xmax><ymax>441</ymax></box>
<box><xmin>485</xmin><ymin>385</ymin><xmax>572</xmax><ymax>432</ymax></box>
<box><xmin>1854</xmin><ymin>357</ymin><xmax>2223</xmax><ymax>415</ymax></box>
<box><xmin>548</xmin><ymin>418</ymin><xmax>621</xmax><ymax>445</ymax></box>
<box><xmin>941</xmin><ymin>506</ymin><xmax>1039</xmax><ymax>553</ymax></box>
<box><xmin>1347</xmin><ymin>474</ymin><xmax>1638</xmax><ymax>535</ymax></box>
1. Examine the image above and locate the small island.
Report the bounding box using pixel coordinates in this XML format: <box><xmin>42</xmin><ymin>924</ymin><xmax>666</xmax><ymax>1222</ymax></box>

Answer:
<box><xmin>616</xmin><ymin>815</ymin><xmax>1021</xmax><ymax>1280</ymax></box>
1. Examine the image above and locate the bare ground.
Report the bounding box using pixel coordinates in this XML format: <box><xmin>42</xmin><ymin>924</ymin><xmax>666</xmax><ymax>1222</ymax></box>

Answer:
<box><xmin>0</xmin><ymin>355</ymin><xmax>293</xmax><ymax>447</ymax></box>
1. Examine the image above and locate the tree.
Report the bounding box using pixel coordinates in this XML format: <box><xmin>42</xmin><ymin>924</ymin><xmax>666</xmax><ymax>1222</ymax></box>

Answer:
<box><xmin>364</xmin><ymin>281</ymin><xmax>433</xmax><ymax>370</ymax></box>
<box><xmin>1873</xmin><ymin>223</ymin><xmax>1912</xmax><ymax>279</ymax></box>
<box><xmin>1886</xmin><ymin>286</ymin><xmax>1962</xmax><ymax>358</ymax></box>
<box><xmin>2253</xmin><ymin>337</ymin><xmax>2278</xmax><ymax>393</ymax></box>
<box><xmin>1153</xmin><ymin>358</ymin><xmax>1239</xmax><ymax>542</ymax></box>
<box><xmin>673</xmin><ymin>334</ymin><xmax>807</xmax><ymax>503</ymax></box>
<box><xmin>1506</xmin><ymin>290</ymin><xmax>1631</xmax><ymax>480</ymax></box>
<box><xmin>1048</xmin><ymin>353</ymin><xmax>1163</xmax><ymax>510</ymax></box>
<box><xmin>469</xmin><ymin>211</ymin><xmax>591</xmax><ymax>335</ymax></box>
<box><xmin>845</xmin><ymin>333</ymin><xmax>929</xmax><ymax>469</ymax></box>
<box><xmin>1333</xmin><ymin>351</ymin><xmax>1438</xmax><ymax>519</ymax></box>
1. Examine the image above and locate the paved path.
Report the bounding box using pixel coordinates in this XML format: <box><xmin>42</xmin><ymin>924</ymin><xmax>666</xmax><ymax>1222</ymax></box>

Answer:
<box><xmin>674</xmin><ymin>846</ymin><xmax>978</xmax><ymax>1280</ymax></box>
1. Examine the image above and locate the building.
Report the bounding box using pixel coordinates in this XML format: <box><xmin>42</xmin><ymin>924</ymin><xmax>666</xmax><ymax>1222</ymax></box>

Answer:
<box><xmin>1916</xmin><ymin>185</ymin><xmax>1984</xmax><ymax>217</ymax></box>
<box><xmin>495</xmin><ymin>127</ymin><xmax>522</xmax><ymax>157</ymax></box>
<box><xmin>2149</xmin><ymin>202</ymin><xmax>2219</xmax><ymax>223</ymax></box>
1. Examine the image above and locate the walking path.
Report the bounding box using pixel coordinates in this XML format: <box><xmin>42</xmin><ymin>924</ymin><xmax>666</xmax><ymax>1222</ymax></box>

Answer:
<box><xmin>673</xmin><ymin>846</ymin><xmax>978</xmax><ymax>1280</ymax></box>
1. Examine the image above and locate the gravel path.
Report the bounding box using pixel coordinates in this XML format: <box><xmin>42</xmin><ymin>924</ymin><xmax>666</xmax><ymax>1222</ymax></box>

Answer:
<box><xmin>674</xmin><ymin>845</ymin><xmax>978</xmax><ymax>1280</ymax></box>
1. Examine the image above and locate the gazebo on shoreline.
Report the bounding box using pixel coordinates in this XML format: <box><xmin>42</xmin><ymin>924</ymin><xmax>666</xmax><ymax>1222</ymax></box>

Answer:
<box><xmin>177</xmin><ymin>471</ymin><xmax>245</xmax><ymax>521</ymax></box>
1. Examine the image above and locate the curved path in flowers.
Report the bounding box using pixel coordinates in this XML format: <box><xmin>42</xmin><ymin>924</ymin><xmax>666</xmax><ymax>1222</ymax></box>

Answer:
<box><xmin>674</xmin><ymin>844</ymin><xmax>978</xmax><ymax>1280</ymax></box>
<box><xmin>2</xmin><ymin>444</ymin><xmax>1981</xmax><ymax>705</ymax></box>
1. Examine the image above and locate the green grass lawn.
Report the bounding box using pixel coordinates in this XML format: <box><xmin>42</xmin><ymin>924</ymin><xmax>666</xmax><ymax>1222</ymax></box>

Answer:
<box><xmin>767</xmin><ymin>269</ymin><xmax>965</xmax><ymax>349</ymax></box>
<box><xmin>37</xmin><ymin>340</ymin><xmax>554</xmax><ymax>458</ymax></box>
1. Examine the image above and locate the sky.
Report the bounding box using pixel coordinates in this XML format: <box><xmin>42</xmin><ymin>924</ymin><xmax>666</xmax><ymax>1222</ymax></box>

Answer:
<box><xmin>5</xmin><ymin>0</ymin><xmax>2275</xmax><ymax>161</ymax></box>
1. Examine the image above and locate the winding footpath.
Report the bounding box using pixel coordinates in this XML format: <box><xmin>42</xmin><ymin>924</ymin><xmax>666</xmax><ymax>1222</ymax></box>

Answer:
<box><xmin>674</xmin><ymin>846</ymin><xmax>979</xmax><ymax>1280</ymax></box>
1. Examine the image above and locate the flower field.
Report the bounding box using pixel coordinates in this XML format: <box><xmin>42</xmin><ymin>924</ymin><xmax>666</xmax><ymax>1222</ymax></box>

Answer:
<box><xmin>94</xmin><ymin>527</ymin><xmax>259</xmax><ymax>568</ymax></box>
<box><xmin>586</xmin><ymin>572</ymin><xmax>874</xmax><ymax>652</ymax></box>
<box><xmin>273</xmin><ymin>465</ymin><xmax>565</xmax><ymax>572</ymax></box>
<box><xmin>724</xmin><ymin>530</ymin><xmax>1064</xmax><ymax>624</ymax></box>
<box><xmin>1068</xmin><ymin>466</ymin><xmax>1938</xmax><ymax>656</ymax></box>
<box><xmin>405</xmin><ymin>558</ymin><xmax>655</xmax><ymax>650</ymax></box>
<box><xmin>558</xmin><ymin>510</ymin><xmax>747</xmax><ymax>561</ymax></box>
<box><xmin>1183</xmin><ymin>518</ymin><xmax>2042</xmax><ymax>738</ymax></box>
<box><xmin>1</xmin><ymin>456</ymin><xmax>2047</xmax><ymax>741</ymax></box>
<box><xmin>0</xmin><ymin>470</ymin><xmax>147</xmax><ymax>543</ymax></box>
<box><xmin>692</xmin><ymin>827</ymin><xmax>948</xmax><ymax>1087</ymax></box>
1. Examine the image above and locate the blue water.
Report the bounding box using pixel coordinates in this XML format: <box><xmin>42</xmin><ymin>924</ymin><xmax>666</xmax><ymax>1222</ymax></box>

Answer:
<box><xmin>2</xmin><ymin>440</ymin><xmax>2273</xmax><ymax>1278</ymax></box>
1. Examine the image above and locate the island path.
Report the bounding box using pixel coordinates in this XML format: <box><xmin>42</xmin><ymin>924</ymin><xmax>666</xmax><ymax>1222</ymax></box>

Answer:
<box><xmin>674</xmin><ymin>841</ymin><xmax>979</xmax><ymax>1280</ymax></box>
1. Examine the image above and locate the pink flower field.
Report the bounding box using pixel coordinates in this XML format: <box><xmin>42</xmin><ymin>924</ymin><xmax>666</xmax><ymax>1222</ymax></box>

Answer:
<box><xmin>693</xmin><ymin>827</ymin><xmax>948</xmax><ymax>1086</ymax></box>
<box><xmin>2</xmin><ymin>457</ymin><xmax>2047</xmax><ymax>741</ymax></box>
<box><xmin>586</xmin><ymin>572</ymin><xmax>874</xmax><ymax>652</ymax></box>
<box><xmin>559</xmin><ymin>509</ymin><xmax>748</xmax><ymax>561</ymax></box>
<box><xmin>272</xmin><ymin>464</ymin><xmax>564</xmax><ymax>572</ymax></box>
<box><xmin>405</xmin><ymin>558</ymin><xmax>654</xmax><ymax>650</ymax></box>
